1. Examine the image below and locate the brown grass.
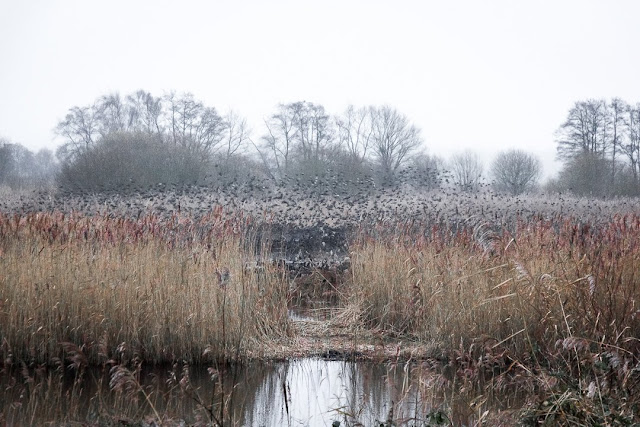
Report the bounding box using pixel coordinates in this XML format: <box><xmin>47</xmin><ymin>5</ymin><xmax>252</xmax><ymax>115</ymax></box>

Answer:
<box><xmin>350</xmin><ymin>215</ymin><xmax>640</xmax><ymax>351</ymax></box>
<box><xmin>348</xmin><ymin>215</ymin><xmax>640</xmax><ymax>423</ymax></box>
<box><xmin>0</xmin><ymin>210</ymin><xmax>291</xmax><ymax>366</ymax></box>
<box><xmin>3</xmin><ymin>204</ymin><xmax>640</xmax><ymax>424</ymax></box>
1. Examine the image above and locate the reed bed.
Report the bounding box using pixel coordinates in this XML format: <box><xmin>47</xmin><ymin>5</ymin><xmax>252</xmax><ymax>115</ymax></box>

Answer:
<box><xmin>3</xmin><ymin>196</ymin><xmax>640</xmax><ymax>424</ymax></box>
<box><xmin>350</xmin><ymin>214</ymin><xmax>640</xmax><ymax>350</ymax></box>
<box><xmin>0</xmin><ymin>209</ymin><xmax>291</xmax><ymax>366</ymax></box>
<box><xmin>349</xmin><ymin>214</ymin><xmax>640</xmax><ymax>422</ymax></box>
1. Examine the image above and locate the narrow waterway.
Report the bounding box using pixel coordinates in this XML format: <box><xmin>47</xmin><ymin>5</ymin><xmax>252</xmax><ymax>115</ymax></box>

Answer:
<box><xmin>240</xmin><ymin>357</ymin><xmax>425</xmax><ymax>426</ymax></box>
<box><xmin>2</xmin><ymin>308</ymin><xmax>517</xmax><ymax>425</ymax></box>
<box><xmin>3</xmin><ymin>357</ymin><xmax>474</xmax><ymax>426</ymax></box>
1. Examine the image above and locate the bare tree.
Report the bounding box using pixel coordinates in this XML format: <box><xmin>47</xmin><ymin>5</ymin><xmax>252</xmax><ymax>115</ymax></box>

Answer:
<box><xmin>609</xmin><ymin>98</ymin><xmax>627</xmax><ymax>186</ymax></box>
<box><xmin>8</xmin><ymin>144</ymin><xmax>35</xmax><ymax>186</ymax></box>
<box><xmin>256</xmin><ymin>104</ymin><xmax>297</xmax><ymax>180</ymax></box>
<box><xmin>622</xmin><ymin>103</ymin><xmax>640</xmax><ymax>184</ymax></box>
<box><xmin>220</xmin><ymin>110</ymin><xmax>251</xmax><ymax>159</ymax></box>
<box><xmin>556</xmin><ymin>99</ymin><xmax>610</xmax><ymax>160</ymax></box>
<box><xmin>450</xmin><ymin>150</ymin><xmax>483</xmax><ymax>191</ymax></box>
<box><xmin>288</xmin><ymin>101</ymin><xmax>333</xmax><ymax>166</ymax></box>
<box><xmin>56</xmin><ymin>90</ymin><xmax>164</xmax><ymax>163</ymax></box>
<box><xmin>0</xmin><ymin>137</ymin><xmax>58</xmax><ymax>188</ymax></box>
<box><xmin>95</xmin><ymin>93</ymin><xmax>128</xmax><ymax>137</ymax></box>
<box><xmin>31</xmin><ymin>148</ymin><xmax>58</xmax><ymax>186</ymax></box>
<box><xmin>369</xmin><ymin>105</ymin><xmax>422</xmax><ymax>184</ymax></box>
<box><xmin>126</xmin><ymin>90</ymin><xmax>164</xmax><ymax>136</ymax></box>
<box><xmin>0</xmin><ymin>137</ymin><xmax>14</xmax><ymax>185</ymax></box>
<box><xmin>55</xmin><ymin>105</ymin><xmax>99</xmax><ymax>162</ymax></box>
<box><xmin>163</xmin><ymin>92</ymin><xmax>225</xmax><ymax>157</ymax></box>
<box><xmin>256</xmin><ymin>101</ymin><xmax>335</xmax><ymax>181</ymax></box>
<box><xmin>557</xmin><ymin>152</ymin><xmax>612</xmax><ymax>197</ymax></box>
<box><xmin>335</xmin><ymin>105</ymin><xmax>373</xmax><ymax>164</ymax></box>
<box><xmin>490</xmin><ymin>149</ymin><xmax>541</xmax><ymax>195</ymax></box>
<box><xmin>554</xmin><ymin>98</ymin><xmax>640</xmax><ymax>196</ymax></box>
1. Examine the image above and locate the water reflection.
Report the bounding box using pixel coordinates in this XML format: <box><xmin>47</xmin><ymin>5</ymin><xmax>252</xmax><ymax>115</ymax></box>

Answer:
<box><xmin>242</xmin><ymin>358</ymin><xmax>425</xmax><ymax>426</ymax></box>
<box><xmin>4</xmin><ymin>357</ymin><xmax>492</xmax><ymax>425</ymax></box>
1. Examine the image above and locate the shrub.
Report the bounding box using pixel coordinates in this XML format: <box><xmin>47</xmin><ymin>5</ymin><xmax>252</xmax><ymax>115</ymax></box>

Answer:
<box><xmin>57</xmin><ymin>132</ymin><xmax>207</xmax><ymax>192</ymax></box>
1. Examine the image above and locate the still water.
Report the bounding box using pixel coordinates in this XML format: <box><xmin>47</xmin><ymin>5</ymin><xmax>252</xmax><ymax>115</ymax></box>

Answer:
<box><xmin>3</xmin><ymin>355</ymin><xmax>508</xmax><ymax>426</ymax></box>
<box><xmin>239</xmin><ymin>358</ymin><xmax>424</xmax><ymax>426</ymax></box>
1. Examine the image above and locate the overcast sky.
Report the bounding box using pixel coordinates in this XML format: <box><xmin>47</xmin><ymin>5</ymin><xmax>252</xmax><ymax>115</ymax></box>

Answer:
<box><xmin>2</xmin><ymin>0</ymin><xmax>640</xmax><ymax>179</ymax></box>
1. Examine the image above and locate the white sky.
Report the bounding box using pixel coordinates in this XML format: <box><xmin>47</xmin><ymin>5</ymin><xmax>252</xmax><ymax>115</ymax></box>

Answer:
<box><xmin>2</xmin><ymin>0</ymin><xmax>640</xmax><ymax>179</ymax></box>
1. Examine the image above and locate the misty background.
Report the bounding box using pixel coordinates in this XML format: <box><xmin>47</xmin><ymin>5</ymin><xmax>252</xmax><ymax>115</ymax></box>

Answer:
<box><xmin>2</xmin><ymin>0</ymin><xmax>640</xmax><ymax>196</ymax></box>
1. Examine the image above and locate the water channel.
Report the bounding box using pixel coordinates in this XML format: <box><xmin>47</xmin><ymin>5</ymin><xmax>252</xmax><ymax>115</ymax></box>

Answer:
<box><xmin>3</xmin><ymin>311</ymin><xmax>514</xmax><ymax>425</ymax></box>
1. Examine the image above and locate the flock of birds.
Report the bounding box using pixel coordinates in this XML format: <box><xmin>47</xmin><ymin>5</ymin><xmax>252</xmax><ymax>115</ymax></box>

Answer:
<box><xmin>2</xmin><ymin>172</ymin><xmax>639</xmax><ymax>265</ymax></box>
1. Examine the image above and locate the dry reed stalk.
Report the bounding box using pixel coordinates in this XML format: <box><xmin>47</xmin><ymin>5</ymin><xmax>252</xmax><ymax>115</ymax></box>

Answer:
<box><xmin>350</xmin><ymin>215</ymin><xmax>640</xmax><ymax>424</ymax></box>
<box><xmin>348</xmin><ymin>215</ymin><xmax>640</xmax><ymax>358</ymax></box>
<box><xmin>0</xmin><ymin>211</ymin><xmax>290</xmax><ymax>366</ymax></box>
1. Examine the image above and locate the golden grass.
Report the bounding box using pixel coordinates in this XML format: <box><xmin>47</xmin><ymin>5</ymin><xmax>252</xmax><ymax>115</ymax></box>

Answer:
<box><xmin>0</xmin><ymin>210</ymin><xmax>290</xmax><ymax>365</ymax></box>
<box><xmin>2</xmin><ymin>206</ymin><xmax>640</xmax><ymax>424</ymax></box>
<box><xmin>349</xmin><ymin>215</ymin><xmax>640</xmax><ymax>423</ymax></box>
<box><xmin>349</xmin><ymin>215</ymin><xmax>640</xmax><ymax>356</ymax></box>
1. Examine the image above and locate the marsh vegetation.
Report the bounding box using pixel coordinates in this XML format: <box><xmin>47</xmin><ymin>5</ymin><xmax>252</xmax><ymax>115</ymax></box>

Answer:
<box><xmin>1</xmin><ymin>183</ymin><xmax>639</xmax><ymax>425</ymax></box>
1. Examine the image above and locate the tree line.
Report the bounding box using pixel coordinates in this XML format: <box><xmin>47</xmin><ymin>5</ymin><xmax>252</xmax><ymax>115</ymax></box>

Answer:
<box><xmin>0</xmin><ymin>138</ymin><xmax>57</xmax><ymax>189</ymax></box>
<box><xmin>50</xmin><ymin>90</ymin><xmax>436</xmax><ymax>193</ymax></box>
<box><xmin>1</xmin><ymin>91</ymin><xmax>639</xmax><ymax>197</ymax></box>
<box><xmin>551</xmin><ymin>98</ymin><xmax>640</xmax><ymax>196</ymax></box>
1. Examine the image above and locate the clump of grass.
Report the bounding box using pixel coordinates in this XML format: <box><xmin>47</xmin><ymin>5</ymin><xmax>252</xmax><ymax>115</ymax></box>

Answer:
<box><xmin>350</xmin><ymin>215</ymin><xmax>640</xmax><ymax>351</ymax></box>
<box><xmin>0</xmin><ymin>210</ymin><xmax>291</xmax><ymax>366</ymax></box>
<box><xmin>348</xmin><ymin>214</ymin><xmax>640</xmax><ymax>421</ymax></box>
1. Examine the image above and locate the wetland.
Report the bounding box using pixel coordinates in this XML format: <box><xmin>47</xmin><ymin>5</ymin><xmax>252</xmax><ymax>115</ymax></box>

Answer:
<box><xmin>1</xmin><ymin>184</ymin><xmax>639</xmax><ymax>425</ymax></box>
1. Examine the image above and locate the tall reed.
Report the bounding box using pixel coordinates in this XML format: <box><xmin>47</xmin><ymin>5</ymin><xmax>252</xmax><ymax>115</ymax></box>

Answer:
<box><xmin>348</xmin><ymin>215</ymin><xmax>640</xmax><ymax>356</ymax></box>
<box><xmin>349</xmin><ymin>215</ymin><xmax>640</xmax><ymax>422</ymax></box>
<box><xmin>0</xmin><ymin>210</ymin><xmax>290</xmax><ymax>366</ymax></box>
